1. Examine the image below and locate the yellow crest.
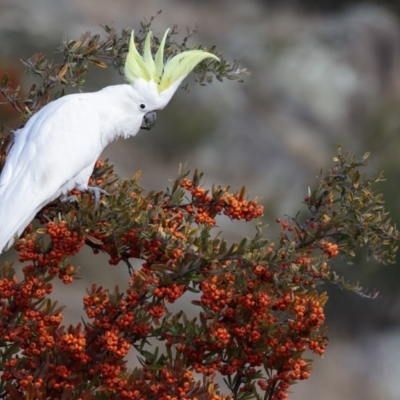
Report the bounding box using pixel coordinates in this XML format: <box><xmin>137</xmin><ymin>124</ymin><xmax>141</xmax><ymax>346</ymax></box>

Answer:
<box><xmin>124</xmin><ymin>29</ymin><xmax>220</xmax><ymax>92</ymax></box>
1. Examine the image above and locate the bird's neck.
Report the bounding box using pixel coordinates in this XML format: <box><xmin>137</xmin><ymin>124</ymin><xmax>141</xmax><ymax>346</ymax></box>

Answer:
<box><xmin>95</xmin><ymin>84</ymin><xmax>144</xmax><ymax>145</ymax></box>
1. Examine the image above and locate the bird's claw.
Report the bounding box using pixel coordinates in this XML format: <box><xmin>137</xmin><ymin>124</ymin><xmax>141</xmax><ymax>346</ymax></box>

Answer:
<box><xmin>61</xmin><ymin>186</ymin><xmax>108</xmax><ymax>206</ymax></box>
<box><xmin>87</xmin><ymin>186</ymin><xmax>109</xmax><ymax>205</ymax></box>
<box><xmin>61</xmin><ymin>194</ymin><xmax>79</xmax><ymax>203</ymax></box>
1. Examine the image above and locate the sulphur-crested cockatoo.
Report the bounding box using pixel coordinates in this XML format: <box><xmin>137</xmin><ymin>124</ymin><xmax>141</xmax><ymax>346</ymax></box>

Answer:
<box><xmin>0</xmin><ymin>29</ymin><xmax>219</xmax><ymax>252</ymax></box>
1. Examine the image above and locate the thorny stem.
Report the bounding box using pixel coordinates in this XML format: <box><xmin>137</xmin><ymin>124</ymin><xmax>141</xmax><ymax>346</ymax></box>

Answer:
<box><xmin>0</xmin><ymin>88</ymin><xmax>23</xmax><ymax>114</ymax></box>
<box><xmin>232</xmin><ymin>375</ymin><xmax>243</xmax><ymax>400</ymax></box>
<box><xmin>294</xmin><ymin>231</ymin><xmax>345</xmax><ymax>250</ymax></box>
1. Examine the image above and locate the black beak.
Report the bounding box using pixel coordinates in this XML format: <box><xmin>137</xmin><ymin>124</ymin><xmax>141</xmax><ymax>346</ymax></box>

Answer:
<box><xmin>140</xmin><ymin>112</ymin><xmax>157</xmax><ymax>130</ymax></box>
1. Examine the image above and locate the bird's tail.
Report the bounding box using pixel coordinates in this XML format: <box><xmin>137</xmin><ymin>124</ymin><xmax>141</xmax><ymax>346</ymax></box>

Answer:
<box><xmin>0</xmin><ymin>204</ymin><xmax>38</xmax><ymax>254</ymax></box>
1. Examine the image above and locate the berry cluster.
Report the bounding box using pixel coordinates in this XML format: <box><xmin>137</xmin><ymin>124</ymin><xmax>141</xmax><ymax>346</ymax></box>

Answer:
<box><xmin>180</xmin><ymin>178</ymin><xmax>264</xmax><ymax>225</ymax></box>
<box><xmin>0</xmin><ymin>297</ymin><xmax>64</xmax><ymax>391</ymax></box>
<box><xmin>158</xmin><ymin>263</ymin><xmax>328</xmax><ymax>399</ymax></box>
<box><xmin>15</xmin><ymin>220</ymin><xmax>84</xmax><ymax>283</ymax></box>
<box><xmin>320</xmin><ymin>240</ymin><xmax>339</xmax><ymax>258</ymax></box>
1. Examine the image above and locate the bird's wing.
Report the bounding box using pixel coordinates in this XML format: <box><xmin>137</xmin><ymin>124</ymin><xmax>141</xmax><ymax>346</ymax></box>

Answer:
<box><xmin>0</xmin><ymin>94</ymin><xmax>103</xmax><ymax>250</ymax></box>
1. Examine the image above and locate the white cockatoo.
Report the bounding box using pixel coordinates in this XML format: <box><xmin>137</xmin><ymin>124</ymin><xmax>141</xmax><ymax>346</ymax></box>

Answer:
<box><xmin>0</xmin><ymin>29</ymin><xmax>219</xmax><ymax>252</ymax></box>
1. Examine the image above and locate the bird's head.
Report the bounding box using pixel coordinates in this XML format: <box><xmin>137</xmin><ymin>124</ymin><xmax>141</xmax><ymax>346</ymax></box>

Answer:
<box><xmin>124</xmin><ymin>29</ymin><xmax>219</xmax><ymax>129</ymax></box>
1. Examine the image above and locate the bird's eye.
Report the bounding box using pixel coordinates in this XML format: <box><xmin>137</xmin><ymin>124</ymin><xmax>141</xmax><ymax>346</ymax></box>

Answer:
<box><xmin>139</xmin><ymin>103</ymin><xmax>146</xmax><ymax>110</ymax></box>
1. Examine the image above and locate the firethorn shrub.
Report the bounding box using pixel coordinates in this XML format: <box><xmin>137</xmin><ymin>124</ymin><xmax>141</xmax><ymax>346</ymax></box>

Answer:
<box><xmin>0</xmin><ymin>148</ymin><xmax>398</xmax><ymax>400</ymax></box>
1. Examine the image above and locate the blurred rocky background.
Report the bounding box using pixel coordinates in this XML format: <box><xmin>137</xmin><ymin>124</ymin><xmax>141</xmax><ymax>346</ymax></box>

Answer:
<box><xmin>1</xmin><ymin>0</ymin><xmax>400</xmax><ymax>398</ymax></box>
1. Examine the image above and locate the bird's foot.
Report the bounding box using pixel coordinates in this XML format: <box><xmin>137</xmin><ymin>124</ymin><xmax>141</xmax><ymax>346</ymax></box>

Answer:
<box><xmin>61</xmin><ymin>189</ymin><xmax>83</xmax><ymax>203</ymax></box>
<box><xmin>87</xmin><ymin>186</ymin><xmax>109</xmax><ymax>205</ymax></box>
<box><xmin>61</xmin><ymin>187</ymin><xmax>109</xmax><ymax>206</ymax></box>
<box><xmin>61</xmin><ymin>194</ymin><xmax>79</xmax><ymax>203</ymax></box>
